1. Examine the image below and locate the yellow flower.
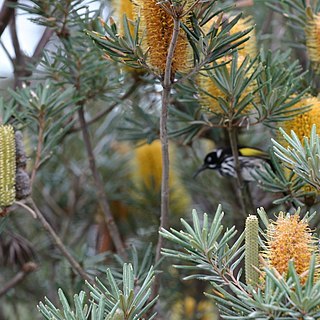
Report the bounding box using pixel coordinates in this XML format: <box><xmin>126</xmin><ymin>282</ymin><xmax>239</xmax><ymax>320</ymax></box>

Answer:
<box><xmin>0</xmin><ymin>125</ymin><xmax>16</xmax><ymax>208</ymax></box>
<box><xmin>280</xmin><ymin>96</ymin><xmax>320</xmax><ymax>142</ymax></box>
<box><xmin>265</xmin><ymin>213</ymin><xmax>317</xmax><ymax>284</ymax></box>
<box><xmin>306</xmin><ymin>13</ymin><xmax>320</xmax><ymax>73</ymax></box>
<box><xmin>112</xmin><ymin>0</ymin><xmax>136</xmax><ymax>34</ymax></box>
<box><xmin>170</xmin><ymin>296</ymin><xmax>217</xmax><ymax>320</ymax></box>
<box><xmin>229</xmin><ymin>16</ymin><xmax>257</xmax><ymax>59</ymax></box>
<box><xmin>199</xmin><ymin>55</ymin><xmax>255</xmax><ymax>114</ymax></box>
<box><xmin>136</xmin><ymin>0</ymin><xmax>192</xmax><ymax>74</ymax></box>
<box><xmin>203</xmin><ymin>15</ymin><xmax>257</xmax><ymax>59</ymax></box>
<box><xmin>132</xmin><ymin>140</ymin><xmax>190</xmax><ymax>215</ymax></box>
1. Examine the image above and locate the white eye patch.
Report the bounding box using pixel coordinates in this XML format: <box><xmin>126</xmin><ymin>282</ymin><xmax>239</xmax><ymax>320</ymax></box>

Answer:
<box><xmin>207</xmin><ymin>156</ymin><xmax>212</xmax><ymax>162</ymax></box>
<box><xmin>208</xmin><ymin>164</ymin><xmax>216</xmax><ymax>168</ymax></box>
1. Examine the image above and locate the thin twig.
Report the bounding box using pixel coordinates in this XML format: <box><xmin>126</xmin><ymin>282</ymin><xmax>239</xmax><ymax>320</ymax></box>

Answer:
<box><xmin>0</xmin><ymin>262</ymin><xmax>38</xmax><ymax>297</ymax></box>
<box><xmin>153</xmin><ymin>15</ymin><xmax>181</xmax><ymax>297</ymax></box>
<box><xmin>69</xmin><ymin>81</ymin><xmax>139</xmax><ymax>133</ymax></box>
<box><xmin>30</xmin><ymin>111</ymin><xmax>45</xmax><ymax>186</ymax></box>
<box><xmin>15</xmin><ymin>201</ymin><xmax>37</xmax><ymax>219</ymax></box>
<box><xmin>28</xmin><ymin>199</ymin><xmax>94</xmax><ymax>284</ymax></box>
<box><xmin>78</xmin><ymin>106</ymin><xmax>127</xmax><ymax>259</ymax></box>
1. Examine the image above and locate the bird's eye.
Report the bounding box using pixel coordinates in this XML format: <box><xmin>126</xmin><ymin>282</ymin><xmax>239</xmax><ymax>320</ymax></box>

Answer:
<box><xmin>207</xmin><ymin>156</ymin><xmax>212</xmax><ymax>162</ymax></box>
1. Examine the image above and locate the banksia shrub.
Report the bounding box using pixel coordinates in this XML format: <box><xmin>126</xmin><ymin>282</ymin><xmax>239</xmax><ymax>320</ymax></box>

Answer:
<box><xmin>245</xmin><ymin>215</ymin><xmax>259</xmax><ymax>286</ymax></box>
<box><xmin>264</xmin><ymin>213</ymin><xmax>317</xmax><ymax>284</ymax></box>
<box><xmin>306</xmin><ymin>13</ymin><xmax>320</xmax><ymax>73</ymax></box>
<box><xmin>0</xmin><ymin>125</ymin><xmax>16</xmax><ymax>208</ymax></box>
<box><xmin>136</xmin><ymin>0</ymin><xmax>192</xmax><ymax>74</ymax></box>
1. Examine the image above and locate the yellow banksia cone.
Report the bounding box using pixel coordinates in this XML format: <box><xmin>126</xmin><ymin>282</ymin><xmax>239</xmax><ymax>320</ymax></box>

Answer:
<box><xmin>245</xmin><ymin>215</ymin><xmax>259</xmax><ymax>286</ymax></box>
<box><xmin>265</xmin><ymin>213</ymin><xmax>318</xmax><ymax>284</ymax></box>
<box><xmin>203</xmin><ymin>15</ymin><xmax>257</xmax><ymax>59</ymax></box>
<box><xmin>306</xmin><ymin>13</ymin><xmax>320</xmax><ymax>73</ymax></box>
<box><xmin>0</xmin><ymin>125</ymin><xmax>16</xmax><ymax>207</ymax></box>
<box><xmin>230</xmin><ymin>16</ymin><xmax>257</xmax><ymax>59</ymax></box>
<box><xmin>278</xmin><ymin>96</ymin><xmax>320</xmax><ymax>197</ymax></box>
<box><xmin>136</xmin><ymin>0</ymin><xmax>192</xmax><ymax>74</ymax></box>
<box><xmin>170</xmin><ymin>296</ymin><xmax>216</xmax><ymax>320</ymax></box>
<box><xmin>280</xmin><ymin>96</ymin><xmax>320</xmax><ymax>143</ymax></box>
<box><xmin>132</xmin><ymin>140</ymin><xmax>190</xmax><ymax>215</ymax></box>
<box><xmin>112</xmin><ymin>0</ymin><xmax>136</xmax><ymax>34</ymax></box>
<box><xmin>199</xmin><ymin>55</ymin><xmax>255</xmax><ymax>114</ymax></box>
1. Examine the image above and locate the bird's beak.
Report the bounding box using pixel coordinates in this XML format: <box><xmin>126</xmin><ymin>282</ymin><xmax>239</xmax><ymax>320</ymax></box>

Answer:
<box><xmin>193</xmin><ymin>164</ymin><xmax>207</xmax><ymax>179</ymax></box>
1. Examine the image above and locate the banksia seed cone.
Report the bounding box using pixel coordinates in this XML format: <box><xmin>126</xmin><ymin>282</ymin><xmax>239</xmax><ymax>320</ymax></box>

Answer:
<box><xmin>136</xmin><ymin>0</ymin><xmax>192</xmax><ymax>74</ymax></box>
<box><xmin>306</xmin><ymin>13</ymin><xmax>320</xmax><ymax>73</ymax></box>
<box><xmin>265</xmin><ymin>213</ymin><xmax>317</xmax><ymax>284</ymax></box>
<box><xmin>0</xmin><ymin>125</ymin><xmax>16</xmax><ymax>207</ymax></box>
<box><xmin>245</xmin><ymin>215</ymin><xmax>259</xmax><ymax>286</ymax></box>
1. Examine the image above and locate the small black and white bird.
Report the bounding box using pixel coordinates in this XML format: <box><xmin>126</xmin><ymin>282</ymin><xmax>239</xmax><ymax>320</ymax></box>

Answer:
<box><xmin>193</xmin><ymin>147</ymin><xmax>270</xmax><ymax>182</ymax></box>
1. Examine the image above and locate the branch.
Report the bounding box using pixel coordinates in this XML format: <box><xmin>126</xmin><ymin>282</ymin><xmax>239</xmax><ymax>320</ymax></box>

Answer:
<box><xmin>29</xmin><ymin>199</ymin><xmax>94</xmax><ymax>284</ymax></box>
<box><xmin>0</xmin><ymin>0</ymin><xmax>17</xmax><ymax>38</ymax></box>
<box><xmin>30</xmin><ymin>111</ymin><xmax>45</xmax><ymax>186</ymax></box>
<box><xmin>78</xmin><ymin>106</ymin><xmax>127</xmax><ymax>259</ymax></box>
<box><xmin>32</xmin><ymin>27</ymin><xmax>54</xmax><ymax>61</ymax></box>
<box><xmin>153</xmin><ymin>16</ymin><xmax>181</xmax><ymax>297</ymax></box>
<box><xmin>69</xmin><ymin>81</ymin><xmax>139</xmax><ymax>133</ymax></box>
<box><xmin>227</xmin><ymin>124</ymin><xmax>254</xmax><ymax>216</ymax></box>
<box><xmin>0</xmin><ymin>262</ymin><xmax>37</xmax><ymax>297</ymax></box>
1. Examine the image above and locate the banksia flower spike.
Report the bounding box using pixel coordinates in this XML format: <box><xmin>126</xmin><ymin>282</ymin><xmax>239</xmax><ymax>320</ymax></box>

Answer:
<box><xmin>199</xmin><ymin>55</ymin><xmax>255</xmax><ymax>114</ymax></box>
<box><xmin>305</xmin><ymin>13</ymin><xmax>320</xmax><ymax>73</ymax></box>
<box><xmin>229</xmin><ymin>16</ymin><xmax>257</xmax><ymax>59</ymax></box>
<box><xmin>203</xmin><ymin>16</ymin><xmax>257</xmax><ymax>59</ymax></box>
<box><xmin>245</xmin><ymin>215</ymin><xmax>259</xmax><ymax>286</ymax></box>
<box><xmin>136</xmin><ymin>0</ymin><xmax>192</xmax><ymax>74</ymax></box>
<box><xmin>280</xmin><ymin>96</ymin><xmax>320</xmax><ymax>143</ymax></box>
<box><xmin>112</xmin><ymin>0</ymin><xmax>136</xmax><ymax>34</ymax></box>
<box><xmin>132</xmin><ymin>140</ymin><xmax>190</xmax><ymax>214</ymax></box>
<box><xmin>265</xmin><ymin>213</ymin><xmax>318</xmax><ymax>284</ymax></box>
<box><xmin>0</xmin><ymin>125</ymin><xmax>16</xmax><ymax>208</ymax></box>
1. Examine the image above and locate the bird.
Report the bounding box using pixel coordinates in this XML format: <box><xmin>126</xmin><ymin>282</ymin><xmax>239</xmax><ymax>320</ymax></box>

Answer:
<box><xmin>193</xmin><ymin>147</ymin><xmax>270</xmax><ymax>182</ymax></box>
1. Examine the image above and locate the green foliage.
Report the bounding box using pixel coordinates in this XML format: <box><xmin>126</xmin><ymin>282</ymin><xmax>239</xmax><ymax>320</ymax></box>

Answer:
<box><xmin>38</xmin><ymin>263</ymin><xmax>157</xmax><ymax>320</ymax></box>
<box><xmin>273</xmin><ymin>124</ymin><xmax>320</xmax><ymax>190</ymax></box>
<box><xmin>162</xmin><ymin>207</ymin><xmax>320</xmax><ymax>319</ymax></box>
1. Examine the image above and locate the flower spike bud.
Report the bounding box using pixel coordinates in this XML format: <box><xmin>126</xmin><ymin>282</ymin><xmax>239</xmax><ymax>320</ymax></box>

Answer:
<box><xmin>306</xmin><ymin>13</ymin><xmax>320</xmax><ymax>74</ymax></box>
<box><xmin>245</xmin><ymin>215</ymin><xmax>259</xmax><ymax>286</ymax></box>
<box><xmin>0</xmin><ymin>125</ymin><xmax>16</xmax><ymax>208</ymax></box>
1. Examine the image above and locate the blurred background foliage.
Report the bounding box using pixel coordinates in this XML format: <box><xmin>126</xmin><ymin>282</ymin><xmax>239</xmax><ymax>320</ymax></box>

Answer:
<box><xmin>1</xmin><ymin>0</ymin><xmax>320</xmax><ymax>319</ymax></box>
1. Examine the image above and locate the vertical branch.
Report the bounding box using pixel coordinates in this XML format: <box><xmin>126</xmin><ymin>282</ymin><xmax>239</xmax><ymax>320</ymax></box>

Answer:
<box><xmin>153</xmin><ymin>15</ymin><xmax>181</xmax><ymax>296</ymax></box>
<box><xmin>227</xmin><ymin>123</ymin><xmax>254</xmax><ymax>216</ymax></box>
<box><xmin>30</xmin><ymin>112</ymin><xmax>45</xmax><ymax>186</ymax></box>
<box><xmin>78</xmin><ymin>106</ymin><xmax>127</xmax><ymax>259</ymax></box>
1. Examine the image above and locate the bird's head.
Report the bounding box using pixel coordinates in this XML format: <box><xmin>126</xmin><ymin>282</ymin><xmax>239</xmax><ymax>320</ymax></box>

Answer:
<box><xmin>193</xmin><ymin>149</ymin><xmax>223</xmax><ymax>178</ymax></box>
